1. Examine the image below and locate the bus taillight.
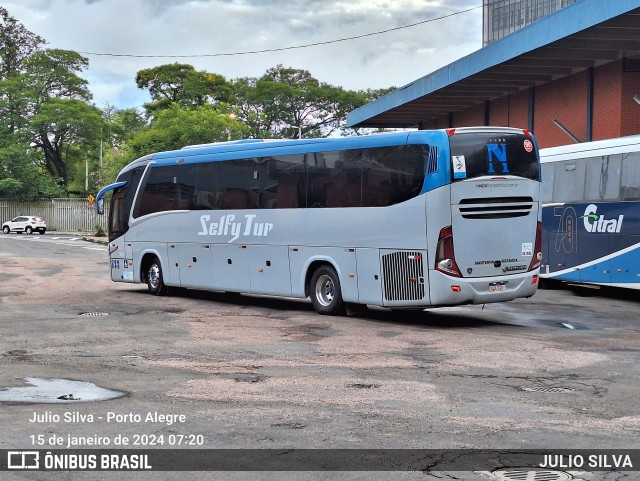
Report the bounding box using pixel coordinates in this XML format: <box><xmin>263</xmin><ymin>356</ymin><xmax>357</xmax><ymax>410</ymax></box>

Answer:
<box><xmin>435</xmin><ymin>226</ymin><xmax>462</xmax><ymax>277</ymax></box>
<box><xmin>528</xmin><ymin>221</ymin><xmax>543</xmax><ymax>271</ymax></box>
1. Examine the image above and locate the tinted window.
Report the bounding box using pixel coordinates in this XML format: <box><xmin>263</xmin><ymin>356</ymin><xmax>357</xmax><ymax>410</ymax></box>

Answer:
<box><xmin>192</xmin><ymin>162</ymin><xmax>218</xmax><ymax>209</ymax></box>
<box><xmin>307</xmin><ymin>146</ymin><xmax>426</xmax><ymax>208</ymax></box>
<box><xmin>132</xmin><ymin>145</ymin><xmax>426</xmax><ymax>215</ymax></box>
<box><xmin>262</xmin><ymin>154</ymin><xmax>306</xmax><ymax>208</ymax></box>
<box><xmin>450</xmin><ymin>132</ymin><xmax>539</xmax><ymax>181</ymax></box>
<box><xmin>217</xmin><ymin>159</ymin><xmax>259</xmax><ymax>209</ymax></box>
<box><xmin>135</xmin><ymin>164</ymin><xmax>197</xmax><ymax>217</ymax></box>
<box><xmin>110</xmin><ymin>167</ymin><xmax>144</xmax><ymax>240</ymax></box>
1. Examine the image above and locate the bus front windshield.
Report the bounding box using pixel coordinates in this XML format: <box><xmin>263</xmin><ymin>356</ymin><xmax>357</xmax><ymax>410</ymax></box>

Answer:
<box><xmin>450</xmin><ymin>132</ymin><xmax>539</xmax><ymax>182</ymax></box>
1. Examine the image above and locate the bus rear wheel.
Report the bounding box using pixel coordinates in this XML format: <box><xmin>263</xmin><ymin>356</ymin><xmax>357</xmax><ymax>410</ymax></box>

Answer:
<box><xmin>310</xmin><ymin>265</ymin><xmax>345</xmax><ymax>315</ymax></box>
<box><xmin>146</xmin><ymin>256</ymin><xmax>167</xmax><ymax>296</ymax></box>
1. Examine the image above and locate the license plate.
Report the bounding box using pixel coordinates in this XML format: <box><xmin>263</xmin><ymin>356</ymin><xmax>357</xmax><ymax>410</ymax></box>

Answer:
<box><xmin>489</xmin><ymin>283</ymin><xmax>506</xmax><ymax>292</ymax></box>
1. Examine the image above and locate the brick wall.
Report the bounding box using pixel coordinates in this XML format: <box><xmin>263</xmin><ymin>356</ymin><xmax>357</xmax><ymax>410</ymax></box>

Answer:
<box><xmin>418</xmin><ymin>61</ymin><xmax>639</xmax><ymax>145</ymax></box>
<box><xmin>453</xmin><ymin>102</ymin><xmax>485</xmax><ymax>127</ymax></box>
<box><xmin>593</xmin><ymin>60</ymin><xmax>622</xmax><ymax>140</ymax></box>
<box><xmin>489</xmin><ymin>96</ymin><xmax>509</xmax><ymax>126</ymax></box>
<box><xmin>533</xmin><ymin>71</ymin><xmax>588</xmax><ymax>148</ymax></box>
<box><xmin>621</xmin><ymin>64</ymin><xmax>640</xmax><ymax>137</ymax></box>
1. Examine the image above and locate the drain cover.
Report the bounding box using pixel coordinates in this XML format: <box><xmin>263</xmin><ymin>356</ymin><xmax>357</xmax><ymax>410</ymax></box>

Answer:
<box><xmin>80</xmin><ymin>312</ymin><xmax>110</xmax><ymax>317</ymax></box>
<box><xmin>492</xmin><ymin>468</ymin><xmax>572</xmax><ymax>481</ymax></box>
<box><xmin>521</xmin><ymin>387</ymin><xmax>574</xmax><ymax>393</ymax></box>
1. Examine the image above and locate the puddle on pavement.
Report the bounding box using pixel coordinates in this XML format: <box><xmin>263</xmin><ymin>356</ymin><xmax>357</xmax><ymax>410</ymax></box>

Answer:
<box><xmin>0</xmin><ymin>378</ymin><xmax>125</xmax><ymax>403</ymax></box>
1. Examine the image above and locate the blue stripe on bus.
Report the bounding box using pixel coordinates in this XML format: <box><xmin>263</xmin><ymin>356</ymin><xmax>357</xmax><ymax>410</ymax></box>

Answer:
<box><xmin>150</xmin><ymin>132</ymin><xmax>418</xmax><ymax>163</ymax></box>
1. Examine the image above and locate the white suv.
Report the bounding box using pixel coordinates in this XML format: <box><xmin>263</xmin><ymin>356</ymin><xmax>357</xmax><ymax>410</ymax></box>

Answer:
<box><xmin>2</xmin><ymin>216</ymin><xmax>47</xmax><ymax>234</ymax></box>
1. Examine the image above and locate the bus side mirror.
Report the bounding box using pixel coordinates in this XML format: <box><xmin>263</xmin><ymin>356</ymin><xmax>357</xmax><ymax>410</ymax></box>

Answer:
<box><xmin>96</xmin><ymin>198</ymin><xmax>104</xmax><ymax>215</ymax></box>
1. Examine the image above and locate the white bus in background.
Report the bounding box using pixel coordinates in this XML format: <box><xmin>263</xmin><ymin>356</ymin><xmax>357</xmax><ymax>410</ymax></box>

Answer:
<box><xmin>540</xmin><ymin>135</ymin><xmax>640</xmax><ymax>289</ymax></box>
<box><xmin>96</xmin><ymin>128</ymin><xmax>542</xmax><ymax>315</ymax></box>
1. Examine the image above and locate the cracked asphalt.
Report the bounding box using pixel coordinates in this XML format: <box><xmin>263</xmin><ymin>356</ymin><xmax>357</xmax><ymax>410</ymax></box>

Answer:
<box><xmin>0</xmin><ymin>235</ymin><xmax>638</xmax><ymax>481</ymax></box>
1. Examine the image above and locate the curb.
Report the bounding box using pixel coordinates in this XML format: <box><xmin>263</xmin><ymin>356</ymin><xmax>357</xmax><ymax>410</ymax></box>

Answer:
<box><xmin>82</xmin><ymin>236</ymin><xmax>109</xmax><ymax>245</ymax></box>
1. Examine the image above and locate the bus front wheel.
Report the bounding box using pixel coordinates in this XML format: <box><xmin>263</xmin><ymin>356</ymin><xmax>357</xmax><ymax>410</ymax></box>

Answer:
<box><xmin>146</xmin><ymin>257</ymin><xmax>167</xmax><ymax>296</ymax></box>
<box><xmin>310</xmin><ymin>265</ymin><xmax>345</xmax><ymax>315</ymax></box>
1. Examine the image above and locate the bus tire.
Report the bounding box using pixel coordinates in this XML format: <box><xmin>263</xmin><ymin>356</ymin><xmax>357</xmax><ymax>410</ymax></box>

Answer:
<box><xmin>146</xmin><ymin>256</ymin><xmax>167</xmax><ymax>296</ymax></box>
<box><xmin>310</xmin><ymin>265</ymin><xmax>345</xmax><ymax>315</ymax></box>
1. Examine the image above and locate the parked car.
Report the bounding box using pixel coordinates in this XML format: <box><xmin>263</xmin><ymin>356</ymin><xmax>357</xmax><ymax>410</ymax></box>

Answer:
<box><xmin>2</xmin><ymin>216</ymin><xmax>47</xmax><ymax>234</ymax></box>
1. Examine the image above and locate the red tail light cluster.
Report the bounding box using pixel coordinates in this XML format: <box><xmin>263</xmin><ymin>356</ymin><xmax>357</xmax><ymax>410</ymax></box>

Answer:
<box><xmin>528</xmin><ymin>221</ymin><xmax>543</xmax><ymax>271</ymax></box>
<box><xmin>435</xmin><ymin>226</ymin><xmax>462</xmax><ymax>277</ymax></box>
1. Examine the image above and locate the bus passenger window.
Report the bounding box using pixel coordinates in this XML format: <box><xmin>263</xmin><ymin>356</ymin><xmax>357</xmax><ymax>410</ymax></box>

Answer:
<box><xmin>585</xmin><ymin>155</ymin><xmax>621</xmax><ymax>201</ymax></box>
<box><xmin>620</xmin><ymin>152</ymin><xmax>640</xmax><ymax>200</ymax></box>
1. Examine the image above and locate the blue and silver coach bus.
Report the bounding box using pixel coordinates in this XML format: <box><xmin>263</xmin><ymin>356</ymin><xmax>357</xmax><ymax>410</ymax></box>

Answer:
<box><xmin>540</xmin><ymin>135</ymin><xmax>640</xmax><ymax>289</ymax></box>
<box><xmin>96</xmin><ymin>128</ymin><xmax>542</xmax><ymax>315</ymax></box>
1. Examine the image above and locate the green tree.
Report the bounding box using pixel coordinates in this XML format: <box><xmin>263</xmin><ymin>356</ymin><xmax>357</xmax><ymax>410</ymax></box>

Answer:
<box><xmin>128</xmin><ymin>104</ymin><xmax>248</xmax><ymax>158</ymax></box>
<box><xmin>0</xmin><ymin>140</ymin><xmax>64</xmax><ymax>200</ymax></box>
<box><xmin>102</xmin><ymin>105</ymin><xmax>145</xmax><ymax>150</ymax></box>
<box><xmin>0</xmin><ymin>6</ymin><xmax>45</xmax><ymax>134</ymax></box>
<box><xmin>136</xmin><ymin>63</ymin><xmax>232</xmax><ymax>115</ymax></box>
<box><xmin>233</xmin><ymin>65</ymin><xmax>375</xmax><ymax>139</ymax></box>
<box><xmin>96</xmin><ymin>105</ymin><xmax>147</xmax><ymax>186</ymax></box>
<box><xmin>0</xmin><ymin>8</ymin><xmax>98</xmax><ymax>196</ymax></box>
<box><xmin>30</xmin><ymin>98</ymin><xmax>102</xmax><ymax>187</ymax></box>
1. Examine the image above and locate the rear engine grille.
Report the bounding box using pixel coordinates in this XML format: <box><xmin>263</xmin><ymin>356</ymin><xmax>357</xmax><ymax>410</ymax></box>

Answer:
<box><xmin>459</xmin><ymin>196</ymin><xmax>534</xmax><ymax>219</ymax></box>
<box><xmin>382</xmin><ymin>251</ymin><xmax>425</xmax><ymax>301</ymax></box>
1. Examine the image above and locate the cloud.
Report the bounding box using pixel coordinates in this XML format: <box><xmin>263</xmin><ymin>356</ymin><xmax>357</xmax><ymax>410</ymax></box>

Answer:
<box><xmin>4</xmin><ymin>0</ymin><xmax>481</xmax><ymax>108</ymax></box>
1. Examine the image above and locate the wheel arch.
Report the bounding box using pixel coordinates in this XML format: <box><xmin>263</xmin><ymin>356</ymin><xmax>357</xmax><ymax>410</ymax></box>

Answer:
<box><xmin>139</xmin><ymin>250</ymin><xmax>165</xmax><ymax>284</ymax></box>
<box><xmin>303</xmin><ymin>258</ymin><xmax>341</xmax><ymax>298</ymax></box>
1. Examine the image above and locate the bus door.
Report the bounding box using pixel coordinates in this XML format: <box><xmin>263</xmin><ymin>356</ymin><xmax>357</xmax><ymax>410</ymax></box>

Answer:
<box><xmin>447</xmin><ymin>130</ymin><xmax>541</xmax><ymax>280</ymax></box>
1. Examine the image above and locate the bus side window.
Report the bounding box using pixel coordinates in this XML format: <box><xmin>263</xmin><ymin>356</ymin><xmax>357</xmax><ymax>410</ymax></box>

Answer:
<box><xmin>540</xmin><ymin>163</ymin><xmax>554</xmax><ymax>203</ymax></box>
<box><xmin>585</xmin><ymin>155</ymin><xmax>621</xmax><ymax>202</ymax></box>
<box><xmin>217</xmin><ymin>160</ymin><xmax>259</xmax><ymax>209</ymax></box>
<box><xmin>264</xmin><ymin>154</ymin><xmax>305</xmax><ymax>209</ymax></box>
<box><xmin>620</xmin><ymin>152</ymin><xmax>640</xmax><ymax>200</ymax></box>
<box><xmin>553</xmin><ymin>160</ymin><xmax>585</xmax><ymax>203</ymax></box>
<box><xmin>136</xmin><ymin>166</ymin><xmax>180</xmax><ymax>216</ymax></box>
<box><xmin>177</xmin><ymin>164</ymin><xmax>198</xmax><ymax>210</ymax></box>
<box><xmin>194</xmin><ymin>162</ymin><xmax>218</xmax><ymax>209</ymax></box>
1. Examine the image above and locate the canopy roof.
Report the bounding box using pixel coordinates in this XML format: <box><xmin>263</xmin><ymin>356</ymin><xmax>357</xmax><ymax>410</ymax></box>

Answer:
<box><xmin>347</xmin><ymin>0</ymin><xmax>640</xmax><ymax>128</ymax></box>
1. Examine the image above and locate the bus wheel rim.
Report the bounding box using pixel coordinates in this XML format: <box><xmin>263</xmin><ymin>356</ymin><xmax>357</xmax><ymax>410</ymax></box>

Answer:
<box><xmin>315</xmin><ymin>274</ymin><xmax>335</xmax><ymax>307</ymax></box>
<box><xmin>149</xmin><ymin>265</ymin><xmax>160</xmax><ymax>289</ymax></box>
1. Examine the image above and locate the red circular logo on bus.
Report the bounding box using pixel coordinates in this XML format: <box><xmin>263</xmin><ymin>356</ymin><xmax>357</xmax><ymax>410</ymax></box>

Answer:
<box><xmin>523</xmin><ymin>139</ymin><xmax>533</xmax><ymax>152</ymax></box>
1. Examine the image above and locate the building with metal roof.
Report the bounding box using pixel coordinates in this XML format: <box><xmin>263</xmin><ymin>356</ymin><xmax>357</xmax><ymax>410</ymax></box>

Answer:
<box><xmin>347</xmin><ymin>0</ymin><xmax>640</xmax><ymax>148</ymax></box>
<box><xmin>483</xmin><ymin>0</ymin><xmax>577</xmax><ymax>46</ymax></box>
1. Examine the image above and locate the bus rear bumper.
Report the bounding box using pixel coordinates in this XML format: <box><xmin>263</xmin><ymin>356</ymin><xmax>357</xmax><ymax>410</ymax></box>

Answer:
<box><xmin>428</xmin><ymin>270</ymin><xmax>539</xmax><ymax>306</ymax></box>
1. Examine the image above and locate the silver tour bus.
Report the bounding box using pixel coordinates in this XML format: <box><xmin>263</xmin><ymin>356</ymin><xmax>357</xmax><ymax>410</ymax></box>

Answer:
<box><xmin>96</xmin><ymin>128</ymin><xmax>542</xmax><ymax>315</ymax></box>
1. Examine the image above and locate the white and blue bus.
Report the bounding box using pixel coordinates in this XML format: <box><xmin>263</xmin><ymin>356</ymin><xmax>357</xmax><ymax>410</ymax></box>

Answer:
<box><xmin>96</xmin><ymin>128</ymin><xmax>542</xmax><ymax>315</ymax></box>
<box><xmin>540</xmin><ymin>135</ymin><xmax>640</xmax><ymax>289</ymax></box>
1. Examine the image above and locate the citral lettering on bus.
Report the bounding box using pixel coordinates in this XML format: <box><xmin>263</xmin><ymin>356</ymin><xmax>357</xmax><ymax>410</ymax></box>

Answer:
<box><xmin>198</xmin><ymin>214</ymin><xmax>274</xmax><ymax>242</ymax></box>
<box><xmin>582</xmin><ymin>204</ymin><xmax>624</xmax><ymax>233</ymax></box>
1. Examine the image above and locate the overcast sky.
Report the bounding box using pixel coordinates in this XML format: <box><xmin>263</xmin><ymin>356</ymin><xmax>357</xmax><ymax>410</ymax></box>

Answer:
<box><xmin>4</xmin><ymin>0</ymin><xmax>482</xmax><ymax>110</ymax></box>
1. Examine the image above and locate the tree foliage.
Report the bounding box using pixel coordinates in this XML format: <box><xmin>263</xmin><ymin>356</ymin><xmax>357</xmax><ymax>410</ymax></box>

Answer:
<box><xmin>136</xmin><ymin>63</ymin><xmax>232</xmax><ymax>115</ymax></box>
<box><xmin>1</xmin><ymin>7</ymin><xmax>395</xmax><ymax>199</ymax></box>
<box><xmin>0</xmin><ymin>7</ymin><xmax>100</xmax><ymax>198</ymax></box>
<box><xmin>128</xmin><ymin>104</ymin><xmax>247</xmax><ymax>158</ymax></box>
<box><xmin>232</xmin><ymin>64</ymin><xmax>374</xmax><ymax>139</ymax></box>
